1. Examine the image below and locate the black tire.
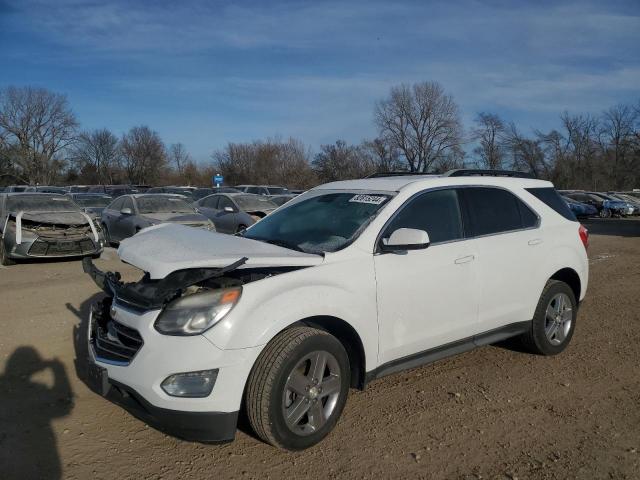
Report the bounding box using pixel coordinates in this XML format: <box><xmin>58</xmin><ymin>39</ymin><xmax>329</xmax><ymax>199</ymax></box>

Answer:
<box><xmin>0</xmin><ymin>239</ymin><xmax>16</xmax><ymax>266</ymax></box>
<box><xmin>519</xmin><ymin>280</ymin><xmax>577</xmax><ymax>355</ymax></box>
<box><xmin>246</xmin><ymin>326</ymin><xmax>351</xmax><ymax>450</ymax></box>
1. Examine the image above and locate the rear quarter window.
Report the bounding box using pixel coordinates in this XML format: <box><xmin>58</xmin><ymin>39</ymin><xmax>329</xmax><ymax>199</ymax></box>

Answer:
<box><xmin>526</xmin><ymin>187</ymin><xmax>576</xmax><ymax>221</ymax></box>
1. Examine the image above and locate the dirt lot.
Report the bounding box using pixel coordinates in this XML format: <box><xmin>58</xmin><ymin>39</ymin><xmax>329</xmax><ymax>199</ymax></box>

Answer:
<box><xmin>1</xmin><ymin>219</ymin><xmax>638</xmax><ymax>480</ymax></box>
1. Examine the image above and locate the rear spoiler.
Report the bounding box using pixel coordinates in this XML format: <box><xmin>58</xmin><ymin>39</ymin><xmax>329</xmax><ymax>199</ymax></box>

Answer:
<box><xmin>82</xmin><ymin>256</ymin><xmax>247</xmax><ymax>311</ymax></box>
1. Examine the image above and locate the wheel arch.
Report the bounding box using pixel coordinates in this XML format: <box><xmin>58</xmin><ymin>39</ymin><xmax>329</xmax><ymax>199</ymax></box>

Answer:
<box><xmin>296</xmin><ymin>316</ymin><xmax>367</xmax><ymax>390</ymax></box>
<box><xmin>549</xmin><ymin>267</ymin><xmax>581</xmax><ymax>302</ymax></box>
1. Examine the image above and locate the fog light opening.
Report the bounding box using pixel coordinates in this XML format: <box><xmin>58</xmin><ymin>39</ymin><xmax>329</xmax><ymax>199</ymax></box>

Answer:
<box><xmin>161</xmin><ymin>369</ymin><xmax>218</xmax><ymax>398</ymax></box>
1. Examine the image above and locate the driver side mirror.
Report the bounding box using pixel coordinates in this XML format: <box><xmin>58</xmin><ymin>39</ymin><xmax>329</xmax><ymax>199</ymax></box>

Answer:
<box><xmin>120</xmin><ymin>207</ymin><xmax>133</xmax><ymax>215</ymax></box>
<box><xmin>223</xmin><ymin>206</ymin><xmax>235</xmax><ymax>213</ymax></box>
<box><xmin>381</xmin><ymin>228</ymin><xmax>430</xmax><ymax>252</ymax></box>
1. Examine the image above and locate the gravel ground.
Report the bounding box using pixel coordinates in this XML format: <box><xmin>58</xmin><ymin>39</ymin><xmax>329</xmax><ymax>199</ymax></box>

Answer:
<box><xmin>0</xmin><ymin>218</ymin><xmax>638</xmax><ymax>480</ymax></box>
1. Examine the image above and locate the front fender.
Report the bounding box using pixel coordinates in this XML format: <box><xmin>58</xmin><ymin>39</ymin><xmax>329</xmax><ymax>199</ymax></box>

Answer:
<box><xmin>203</xmin><ymin>255</ymin><xmax>379</xmax><ymax>371</ymax></box>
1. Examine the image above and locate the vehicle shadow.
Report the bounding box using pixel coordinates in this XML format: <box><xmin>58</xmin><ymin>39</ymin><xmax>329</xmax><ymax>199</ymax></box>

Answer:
<box><xmin>0</xmin><ymin>346</ymin><xmax>74</xmax><ymax>480</ymax></box>
<box><xmin>582</xmin><ymin>218</ymin><xmax>640</xmax><ymax>237</ymax></box>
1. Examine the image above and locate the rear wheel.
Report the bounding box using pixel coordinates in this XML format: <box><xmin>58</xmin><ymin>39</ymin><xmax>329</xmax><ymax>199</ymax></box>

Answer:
<box><xmin>246</xmin><ymin>326</ymin><xmax>350</xmax><ymax>450</ymax></box>
<box><xmin>0</xmin><ymin>240</ymin><xmax>16</xmax><ymax>266</ymax></box>
<box><xmin>519</xmin><ymin>280</ymin><xmax>577</xmax><ymax>355</ymax></box>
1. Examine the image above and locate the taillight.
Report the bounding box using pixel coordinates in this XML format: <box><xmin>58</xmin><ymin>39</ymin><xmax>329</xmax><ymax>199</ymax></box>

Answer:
<box><xmin>578</xmin><ymin>224</ymin><xmax>589</xmax><ymax>250</ymax></box>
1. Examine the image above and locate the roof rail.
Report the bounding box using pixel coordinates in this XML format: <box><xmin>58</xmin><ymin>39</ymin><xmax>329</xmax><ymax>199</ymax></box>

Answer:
<box><xmin>366</xmin><ymin>172</ymin><xmax>433</xmax><ymax>178</ymax></box>
<box><xmin>444</xmin><ymin>169</ymin><xmax>536</xmax><ymax>179</ymax></box>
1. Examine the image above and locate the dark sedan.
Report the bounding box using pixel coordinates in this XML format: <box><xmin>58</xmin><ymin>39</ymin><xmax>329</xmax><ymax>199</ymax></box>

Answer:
<box><xmin>101</xmin><ymin>194</ymin><xmax>215</xmax><ymax>244</ymax></box>
<box><xmin>194</xmin><ymin>193</ymin><xmax>277</xmax><ymax>233</ymax></box>
<box><xmin>0</xmin><ymin>193</ymin><xmax>104</xmax><ymax>265</ymax></box>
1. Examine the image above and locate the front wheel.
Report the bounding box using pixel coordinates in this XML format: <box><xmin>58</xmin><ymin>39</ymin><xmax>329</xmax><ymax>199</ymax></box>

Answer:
<box><xmin>518</xmin><ymin>280</ymin><xmax>577</xmax><ymax>355</ymax></box>
<box><xmin>245</xmin><ymin>326</ymin><xmax>351</xmax><ymax>450</ymax></box>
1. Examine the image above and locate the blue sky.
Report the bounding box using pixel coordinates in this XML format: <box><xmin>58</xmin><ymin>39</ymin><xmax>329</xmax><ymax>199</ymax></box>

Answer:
<box><xmin>1</xmin><ymin>0</ymin><xmax>639</xmax><ymax>161</ymax></box>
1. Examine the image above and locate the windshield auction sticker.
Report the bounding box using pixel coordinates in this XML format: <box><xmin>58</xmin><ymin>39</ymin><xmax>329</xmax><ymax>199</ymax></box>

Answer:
<box><xmin>349</xmin><ymin>194</ymin><xmax>387</xmax><ymax>205</ymax></box>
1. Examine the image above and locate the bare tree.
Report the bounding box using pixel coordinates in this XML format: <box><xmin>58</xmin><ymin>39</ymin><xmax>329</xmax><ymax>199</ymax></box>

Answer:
<box><xmin>71</xmin><ymin>128</ymin><xmax>120</xmax><ymax>184</ymax></box>
<box><xmin>120</xmin><ymin>126</ymin><xmax>167</xmax><ymax>184</ymax></box>
<box><xmin>503</xmin><ymin>123</ymin><xmax>551</xmax><ymax>178</ymax></box>
<box><xmin>213</xmin><ymin>137</ymin><xmax>316</xmax><ymax>188</ymax></box>
<box><xmin>360</xmin><ymin>137</ymin><xmax>403</xmax><ymax>173</ymax></box>
<box><xmin>168</xmin><ymin>143</ymin><xmax>191</xmax><ymax>177</ymax></box>
<box><xmin>312</xmin><ymin>140</ymin><xmax>377</xmax><ymax>182</ymax></box>
<box><xmin>471</xmin><ymin>112</ymin><xmax>505</xmax><ymax>169</ymax></box>
<box><xmin>374</xmin><ymin>81</ymin><xmax>463</xmax><ymax>172</ymax></box>
<box><xmin>0</xmin><ymin>86</ymin><xmax>78</xmax><ymax>184</ymax></box>
<box><xmin>599</xmin><ymin>104</ymin><xmax>638</xmax><ymax>188</ymax></box>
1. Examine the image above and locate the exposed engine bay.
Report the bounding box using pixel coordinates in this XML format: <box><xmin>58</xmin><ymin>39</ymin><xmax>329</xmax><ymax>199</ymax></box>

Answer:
<box><xmin>83</xmin><ymin>257</ymin><xmax>303</xmax><ymax>311</ymax></box>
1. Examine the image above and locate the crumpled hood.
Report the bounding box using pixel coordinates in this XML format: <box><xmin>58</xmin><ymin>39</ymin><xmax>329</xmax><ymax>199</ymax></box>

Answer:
<box><xmin>140</xmin><ymin>212</ymin><xmax>209</xmax><ymax>224</ymax></box>
<box><xmin>14</xmin><ymin>210</ymin><xmax>90</xmax><ymax>225</ymax></box>
<box><xmin>118</xmin><ymin>223</ymin><xmax>323</xmax><ymax>279</ymax></box>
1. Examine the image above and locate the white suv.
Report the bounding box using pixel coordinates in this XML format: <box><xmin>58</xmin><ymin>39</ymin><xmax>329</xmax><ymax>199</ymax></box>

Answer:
<box><xmin>84</xmin><ymin>170</ymin><xmax>589</xmax><ymax>450</ymax></box>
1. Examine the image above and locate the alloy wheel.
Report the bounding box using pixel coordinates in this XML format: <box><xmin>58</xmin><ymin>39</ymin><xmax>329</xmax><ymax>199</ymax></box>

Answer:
<box><xmin>282</xmin><ymin>351</ymin><xmax>342</xmax><ymax>435</ymax></box>
<box><xmin>544</xmin><ymin>293</ymin><xmax>573</xmax><ymax>345</ymax></box>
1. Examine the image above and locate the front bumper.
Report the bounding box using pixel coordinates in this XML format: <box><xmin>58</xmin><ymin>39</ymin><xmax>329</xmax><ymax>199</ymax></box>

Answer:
<box><xmin>6</xmin><ymin>234</ymin><xmax>103</xmax><ymax>259</ymax></box>
<box><xmin>86</xmin><ymin>299</ymin><xmax>261</xmax><ymax>442</ymax></box>
<box><xmin>102</xmin><ymin>376</ymin><xmax>238</xmax><ymax>442</ymax></box>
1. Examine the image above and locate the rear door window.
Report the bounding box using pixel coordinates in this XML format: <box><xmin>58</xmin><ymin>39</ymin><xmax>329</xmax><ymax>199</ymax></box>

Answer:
<box><xmin>526</xmin><ymin>187</ymin><xmax>576</xmax><ymax>221</ymax></box>
<box><xmin>384</xmin><ymin>189</ymin><xmax>463</xmax><ymax>244</ymax></box>
<box><xmin>219</xmin><ymin>197</ymin><xmax>235</xmax><ymax>211</ymax></box>
<box><xmin>122</xmin><ymin>197</ymin><xmax>134</xmax><ymax>211</ymax></box>
<box><xmin>461</xmin><ymin>187</ymin><xmax>537</xmax><ymax>237</ymax></box>
<box><xmin>108</xmin><ymin>197</ymin><xmax>124</xmax><ymax>211</ymax></box>
<box><xmin>203</xmin><ymin>196</ymin><xmax>220</xmax><ymax>209</ymax></box>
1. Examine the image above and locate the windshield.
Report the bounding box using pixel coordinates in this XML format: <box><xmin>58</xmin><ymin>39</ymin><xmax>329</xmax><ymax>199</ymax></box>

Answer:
<box><xmin>267</xmin><ymin>187</ymin><xmax>288</xmax><ymax>195</ymax></box>
<box><xmin>73</xmin><ymin>195</ymin><xmax>112</xmax><ymax>207</ymax></box>
<box><xmin>136</xmin><ymin>196</ymin><xmax>195</xmax><ymax>214</ymax></box>
<box><xmin>243</xmin><ymin>192</ymin><xmax>392</xmax><ymax>253</ymax></box>
<box><xmin>235</xmin><ymin>195</ymin><xmax>278</xmax><ymax>211</ymax></box>
<box><xmin>7</xmin><ymin>195</ymin><xmax>81</xmax><ymax>212</ymax></box>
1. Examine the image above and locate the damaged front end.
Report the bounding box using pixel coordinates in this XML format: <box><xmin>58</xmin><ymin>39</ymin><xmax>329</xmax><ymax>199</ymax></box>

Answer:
<box><xmin>83</xmin><ymin>256</ymin><xmax>303</xmax><ymax>358</ymax></box>
<box><xmin>83</xmin><ymin>256</ymin><xmax>249</xmax><ymax>311</ymax></box>
<box><xmin>83</xmin><ymin>256</ymin><xmax>304</xmax><ymax>313</ymax></box>
<box><xmin>3</xmin><ymin>210</ymin><xmax>103</xmax><ymax>259</ymax></box>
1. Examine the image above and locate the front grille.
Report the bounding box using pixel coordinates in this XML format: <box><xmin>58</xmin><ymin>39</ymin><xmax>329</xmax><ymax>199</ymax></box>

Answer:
<box><xmin>91</xmin><ymin>301</ymin><xmax>143</xmax><ymax>365</ymax></box>
<box><xmin>29</xmin><ymin>236</ymin><xmax>96</xmax><ymax>256</ymax></box>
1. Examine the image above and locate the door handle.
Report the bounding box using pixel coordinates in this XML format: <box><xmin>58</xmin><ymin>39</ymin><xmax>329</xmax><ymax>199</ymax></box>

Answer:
<box><xmin>454</xmin><ymin>255</ymin><xmax>475</xmax><ymax>264</ymax></box>
<box><xmin>528</xmin><ymin>238</ymin><xmax>543</xmax><ymax>246</ymax></box>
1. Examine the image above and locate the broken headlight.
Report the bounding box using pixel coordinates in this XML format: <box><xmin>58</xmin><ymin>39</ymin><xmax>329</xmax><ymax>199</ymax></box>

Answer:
<box><xmin>154</xmin><ymin>287</ymin><xmax>242</xmax><ymax>335</ymax></box>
